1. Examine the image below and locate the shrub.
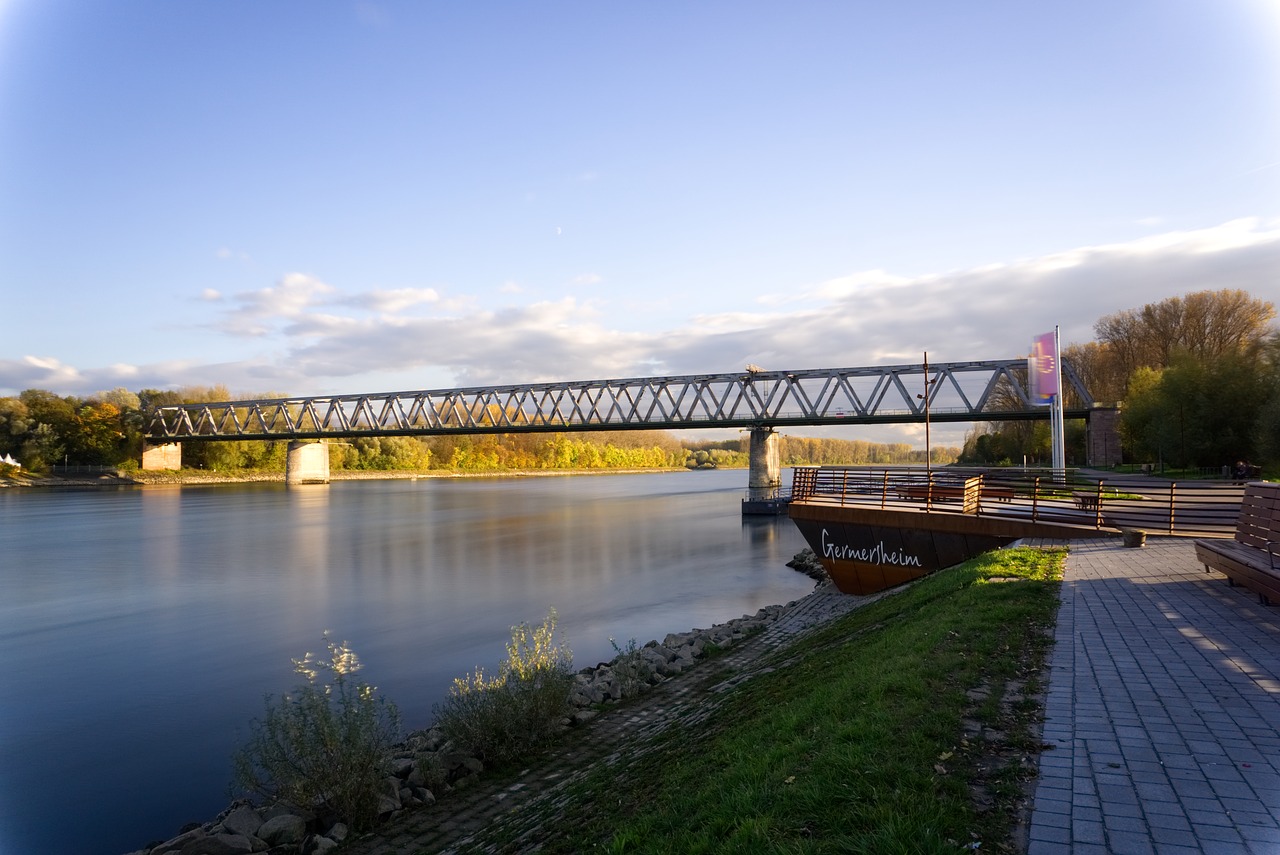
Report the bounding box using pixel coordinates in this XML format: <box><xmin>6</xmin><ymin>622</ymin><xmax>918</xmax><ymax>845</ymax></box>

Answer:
<box><xmin>609</xmin><ymin>637</ymin><xmax>656</xmax><ymax>696</ymax></box>
<box><xmin>232</xmin><ymin>634</ymin><xmax>401</xmax><ymax>829</ymax></box>
<box><xmin>434</xmin><ymin>609</ymin><xmax>574</xmax><ymax>764</ymax></box>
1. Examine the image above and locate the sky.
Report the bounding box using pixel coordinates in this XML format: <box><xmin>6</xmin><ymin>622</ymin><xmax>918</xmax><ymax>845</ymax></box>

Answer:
<box><xmin>1</xmin><ymin>1</ymin><xmax>1278</xmax><ymax>446</ymax></box>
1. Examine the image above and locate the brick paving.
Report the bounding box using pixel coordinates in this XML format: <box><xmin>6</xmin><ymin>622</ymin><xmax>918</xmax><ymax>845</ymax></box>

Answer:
<box><xmin>1028</xmin><ymin>537</ymin><xmax>1280</xmax><ymax>855</ymax></box>
<box><xmin>341</xmin><ymin>582</ymin><xmax>877</xmax><ymax>855</ymax></box>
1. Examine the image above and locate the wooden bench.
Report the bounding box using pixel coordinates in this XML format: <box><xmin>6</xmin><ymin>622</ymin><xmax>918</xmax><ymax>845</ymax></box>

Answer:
<box><xmin>1074</xmin><ymin>491</ymin><xmax>1101</xmax><ymax>512</ymax></box>
<box><xmin>898</xmin><ymin>484</ymin><xmax>964</xmax><ymax>502</ymax></box>
<box><xmin>896</xmin><ymin>484</ymin><xmax>1015</xmax><ymax>503</ymax></box>
<box><xmin>1194</xmin><ymin>482</ymin><xmax>1280</xmax><ymax>604</ymax></box>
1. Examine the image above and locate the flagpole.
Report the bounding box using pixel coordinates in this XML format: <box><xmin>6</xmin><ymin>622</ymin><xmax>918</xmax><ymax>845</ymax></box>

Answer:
<box><xmin>1051</xmin><ymin>325</ymin><xmax>1065</xmax><ymax>480</ymax></box>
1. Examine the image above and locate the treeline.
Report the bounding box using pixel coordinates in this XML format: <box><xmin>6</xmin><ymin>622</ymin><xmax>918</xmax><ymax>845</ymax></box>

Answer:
<box><xmin>0</xmin><ymin>387</ymin><xmax>955</xmax><ymax>474</ymax></box>
<box><xmin>682</xmin><ymin>436</ymin><xmax>959</xmax><ymax>469</ymax></box>
<box><xmin>959</xmin><ymin>288</ymin><xmax>1279</xmax><ymax>471</ymax></box>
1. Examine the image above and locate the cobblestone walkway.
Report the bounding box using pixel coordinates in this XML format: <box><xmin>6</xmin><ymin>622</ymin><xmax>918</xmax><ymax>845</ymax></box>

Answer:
<box><xmin>1028</xmin><ymin>537</ymin><xmax>1280</xmax><ymax>855</ymax></box>
<box><xmin>341</xmin><ymin>582</ymin><xmax>878</xmax><ymax>855</ymax></box>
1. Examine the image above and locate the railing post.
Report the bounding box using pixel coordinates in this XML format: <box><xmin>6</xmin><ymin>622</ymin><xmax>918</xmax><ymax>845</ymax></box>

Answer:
<box><xmin>841</xmin><ymin>468</ymin><xmax>849</xmax><ymax>507</ymax></box>
<box><xmin>1031</xmin><ymin>477</ymin><xmax>1040</xmax><ymax>522</ymax></box>
<box><xmin>1095</xmin><ymin>479</ymin><xmax>1105</xmax><ymax>528</ymax></box>
<box><xmin>881</xmin><ymin>470</ymin><xmax>889</xmax><ymax>509</ymax></box>
<box><xmin>1169</xmin><ymin>482</ymin><xmax>1177</xmax><ymax>534</ymax></box>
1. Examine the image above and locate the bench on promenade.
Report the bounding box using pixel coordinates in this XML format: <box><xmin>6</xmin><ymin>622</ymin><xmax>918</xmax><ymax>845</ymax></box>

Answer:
<box><xmin>896</xmin><ymin>484</ymin><xmax>1015</xmax><ymax>503</ymax></box>
<box><xmin>1073</xmin><ymin>492</ymin><xmax>1101</xmax><ymax>512</ymax></box>
<box><xmin>1194</xmin><ymin>482</ymin><xmax>1280</xmax><ymax>605</ymax></box>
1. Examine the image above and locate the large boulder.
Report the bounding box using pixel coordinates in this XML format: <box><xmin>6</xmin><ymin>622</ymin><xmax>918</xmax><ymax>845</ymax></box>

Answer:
<box><xmin>378</xmin><ymin>776</ymin><xmax>403</xmax><ymax>816</ymax></box>
<box><xmin>217</xmin><ymin>805</ymin><xmax>263</xmax><ymax>838</ymax></box>
<box><xmin>257</xmin><ymin>814</ymin><xmax>307</xmax><ymax>846</ymax></box>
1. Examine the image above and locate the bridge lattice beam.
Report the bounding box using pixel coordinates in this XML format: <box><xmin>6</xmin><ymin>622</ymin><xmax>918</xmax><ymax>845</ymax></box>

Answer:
<box><xmin>143</xmin><ymin>359</ymin><xmax>1096</xmax><ymax>441</ymax></box>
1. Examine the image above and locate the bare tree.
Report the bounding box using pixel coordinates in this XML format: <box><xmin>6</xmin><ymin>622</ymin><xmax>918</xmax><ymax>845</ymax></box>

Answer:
<box><xmin>1094</xmin><ymin>289</ymin><xmax>1275</xmax><ymax>392</ymax></box>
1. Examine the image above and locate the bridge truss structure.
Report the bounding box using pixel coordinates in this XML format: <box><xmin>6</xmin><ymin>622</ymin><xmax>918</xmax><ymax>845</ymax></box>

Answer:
<box><xmin>143</xmin><ymin>359</ymin><xmax>1097</xmax><ymax>442</ymax></box>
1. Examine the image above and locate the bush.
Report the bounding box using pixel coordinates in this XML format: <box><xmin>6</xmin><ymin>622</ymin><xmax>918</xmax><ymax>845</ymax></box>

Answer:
<box><xmin>434</xmin><ymin>609</ymin><xmax>574</xmax><ymax>764</ymax></box>
<box><xmin>232</xmin><ymin>635</ymin><xmax>401</xmax><ymax>829</ymax></box>
<box><xmin>609</xmin><ymin>637</ymin><xmax>656</xmax><ymax>696</ymax></box>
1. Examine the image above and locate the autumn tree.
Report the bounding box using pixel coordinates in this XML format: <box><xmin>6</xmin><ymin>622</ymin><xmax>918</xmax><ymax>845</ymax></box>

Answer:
<box><xmin>1095</xmin><ymin>289</ymin><xmax>1275</xmax><ymax>393</ymax></box>
<box><xmin>1061</xmin><ymin>341</ymin><xmax>1126</xmax><ymax>406</ymax></box>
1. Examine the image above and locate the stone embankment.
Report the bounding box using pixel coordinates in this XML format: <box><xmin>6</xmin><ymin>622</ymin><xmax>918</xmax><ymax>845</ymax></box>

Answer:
<box><xmin>126</xmin><ymin>553</ymin><xmax>823</xmax><ymax>855</ymax></box>
<box><xmin>785</xmin><ymin>547</ymin><xmax>828</xmax><ymax>583</ymax></box>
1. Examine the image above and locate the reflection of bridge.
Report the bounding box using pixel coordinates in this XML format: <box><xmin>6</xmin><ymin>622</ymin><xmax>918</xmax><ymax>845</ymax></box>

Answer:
<box><xmin>142</xmin><ymin>359</ymin><xmax>1110</xmax><ymax>485</ymax></box>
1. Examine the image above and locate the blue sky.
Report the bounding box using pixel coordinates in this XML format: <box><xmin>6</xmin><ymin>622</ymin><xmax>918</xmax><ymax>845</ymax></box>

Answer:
<box><xmin>1</xmin><ymin>1</ymin><xmax>1277</xmax><ymax>443</ymax></box>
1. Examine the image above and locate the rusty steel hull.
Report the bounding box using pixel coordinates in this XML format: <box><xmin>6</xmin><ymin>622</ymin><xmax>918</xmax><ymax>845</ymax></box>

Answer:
<box><xmin>788</xmin><ymin>501</ymin><xmax>1110</xmax><ymax>595</ymax></box>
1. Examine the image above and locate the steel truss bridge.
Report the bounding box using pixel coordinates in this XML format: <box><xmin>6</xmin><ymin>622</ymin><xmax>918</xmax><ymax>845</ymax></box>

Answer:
<box><xmin>144</xmin><ymin>359</ymin><xmax>1096</xmax><ymax>442</ymax></box>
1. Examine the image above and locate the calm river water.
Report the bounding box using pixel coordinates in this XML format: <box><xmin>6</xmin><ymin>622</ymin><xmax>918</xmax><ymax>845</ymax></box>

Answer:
<box><xmin>0</xmin><ymin>470</ymin><xmax>813</xmax><ymax>855</ymax></box>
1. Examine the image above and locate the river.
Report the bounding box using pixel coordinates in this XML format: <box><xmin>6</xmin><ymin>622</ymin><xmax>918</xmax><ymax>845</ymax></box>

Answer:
<box><xmin>0</xmin><ymin>470</ymin><xmax>813</xmax><ymax>855</ymax></box>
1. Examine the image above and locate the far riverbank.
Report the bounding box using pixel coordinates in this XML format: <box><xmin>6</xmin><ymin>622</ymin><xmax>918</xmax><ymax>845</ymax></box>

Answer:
<box><xmin>1</xmin><ymin>465</ymin><xmax>712</xmax><ymax>489</ymax></box>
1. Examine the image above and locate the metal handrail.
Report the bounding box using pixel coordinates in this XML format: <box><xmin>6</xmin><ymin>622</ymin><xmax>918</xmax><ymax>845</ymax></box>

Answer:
<box><xmin>789</xmin><ymin>465</ymin><xmax>1246</xmax><ymax>537</ymax></box>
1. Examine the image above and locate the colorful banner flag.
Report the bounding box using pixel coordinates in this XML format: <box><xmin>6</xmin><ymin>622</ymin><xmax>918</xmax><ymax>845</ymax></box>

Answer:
<box><xmin>1029</xmin><ymin>331</ymin><xmax>1058</xmax><ymax>404</ymax></box>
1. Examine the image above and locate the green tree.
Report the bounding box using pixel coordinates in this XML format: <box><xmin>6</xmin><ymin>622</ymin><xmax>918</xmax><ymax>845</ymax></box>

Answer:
<box><xmin>1255</xmin><ymin>333</ymin><xmax>1280</xmax><ymax>468</ymax></box>
<box><xmin>1120</xmin><ymin>351</ymin><xmax>1273</xmax><ymax>469</ymax></box>
<box><xmin>0</xmin><ymin>397</ymin><xmax>31</xmax><ymax>459</ymax></box>
<box><xmin>16</xmin><ymin>389</ymin><xmax>77</xmax><ymax>468</ymax></box>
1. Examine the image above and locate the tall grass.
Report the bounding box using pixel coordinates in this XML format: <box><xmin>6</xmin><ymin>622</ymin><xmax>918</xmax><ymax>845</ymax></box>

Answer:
<box><xmin>471</xmin><ymin>547</ymin><xmax>1064</xmax><ymax>854</ymax></box>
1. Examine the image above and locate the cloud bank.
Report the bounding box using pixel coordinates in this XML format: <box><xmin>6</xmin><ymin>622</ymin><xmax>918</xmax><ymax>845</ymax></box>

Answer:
<box><xmin>3</xmin><ymin>219</ymin><xmax>1277</xmax><ymax>403</ymax></box>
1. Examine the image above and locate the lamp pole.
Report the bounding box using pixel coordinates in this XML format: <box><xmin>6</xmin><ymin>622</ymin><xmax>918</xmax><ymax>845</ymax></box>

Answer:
<box><xmin>918</xmin><ymin>352</ymin><xmax>938</xmax><ymax>472</ymax></box>
<box><xmin>923</xmin><ymin>352</ymin><xmax>931</xmax><ymax>473</ymax></box>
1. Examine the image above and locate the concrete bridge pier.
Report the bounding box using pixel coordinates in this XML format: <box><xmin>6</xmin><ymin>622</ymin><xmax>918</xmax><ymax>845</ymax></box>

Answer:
<box><xmin>747</xmin><ymin>427</ymin><xmax>781</xmax><ymax>493</ymax></box>
<box><xmin>141</xmin><ymin>441</ymin><xmax>182</xmax><ymax>470</ymax></box>
<box><xmin>286</xmin><ymin>440</ymin><xmax>330</xmax><ymax>485</ymax></box>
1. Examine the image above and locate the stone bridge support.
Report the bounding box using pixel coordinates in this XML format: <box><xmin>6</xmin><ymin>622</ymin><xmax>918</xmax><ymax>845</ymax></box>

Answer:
<box><xmin>141</xmin><ymin>441</ymin><xmax>182</xmax><ymax>470</ymax></box>
<box><xmin>748</xmin><ymin>427</ymin><xmax>781</xmax><ymax>493</ymax></box>
<box><xmin>286</xmin><ymin>440</ymin><xmax>330</xmax><ymax>485</ymax></box>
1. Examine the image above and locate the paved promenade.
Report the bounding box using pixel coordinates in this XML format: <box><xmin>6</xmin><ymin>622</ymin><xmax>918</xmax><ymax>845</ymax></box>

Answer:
<box><xmin>1028</xmin><ymin>537</ymin><xmax>1280</xmax><ymax>855</ymax></box>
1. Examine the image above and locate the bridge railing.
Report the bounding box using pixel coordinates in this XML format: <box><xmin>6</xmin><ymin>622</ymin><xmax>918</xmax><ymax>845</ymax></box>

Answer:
<box><xmin>790</xmin><ymin>466</ymin><xmax>1246</xmax><ymax>537</ymax></box>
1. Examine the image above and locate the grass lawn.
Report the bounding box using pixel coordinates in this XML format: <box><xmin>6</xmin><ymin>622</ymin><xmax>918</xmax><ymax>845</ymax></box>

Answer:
<box><xmin>459</xmin><ymin>546</ymin><xmax>1064</xmax><ymax>854</ymax></box>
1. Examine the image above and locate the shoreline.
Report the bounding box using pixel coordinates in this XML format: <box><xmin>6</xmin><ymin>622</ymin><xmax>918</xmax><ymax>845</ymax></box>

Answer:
<box><xmin>2</xmin><ymin>466</ymin><xmax>712</xmax><ymax>489</ymax></box>
<box><xmin>126</xmin><ymin>568</ymin><xmax>833</xmax><ymax>855</ymax></box>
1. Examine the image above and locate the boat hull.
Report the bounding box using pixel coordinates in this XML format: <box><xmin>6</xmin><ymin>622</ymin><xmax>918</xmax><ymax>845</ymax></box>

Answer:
<box><xmin>788</xmin><ymin>501</ymin><xmax>1108</xmax><ymax>595</ymax></box>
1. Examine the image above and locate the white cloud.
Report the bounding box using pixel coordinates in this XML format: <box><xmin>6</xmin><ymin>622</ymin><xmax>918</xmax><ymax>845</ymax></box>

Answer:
<box><xmin>774</xmin><ymin>269</ymin><xmax>914</xmax><ymax>303</ymax></box>
<box><xmin>343</xmin><ymin>287</ymin><xmax>440</xmax><ymax>314</ymax></box>
<box><xmin>6</xmin><ymin>220</ymin><xmax>1279</xmax><ymax>417</ymax></box>
<box><xmin>570</xmin><ymin>273</ymin><xmax>603</xmax><ymax>286</ymax></box>
<box><xmin>216</xmin><ymin>273</ymin><xmax>337</xmax><ymax>336</ymax></box>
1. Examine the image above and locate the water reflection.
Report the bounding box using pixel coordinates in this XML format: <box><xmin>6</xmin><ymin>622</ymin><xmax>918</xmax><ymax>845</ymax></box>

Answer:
<box><xmin>0</xmin><ymin>471</ymin><xmax>813</xmax><ymax>855</ymax></box>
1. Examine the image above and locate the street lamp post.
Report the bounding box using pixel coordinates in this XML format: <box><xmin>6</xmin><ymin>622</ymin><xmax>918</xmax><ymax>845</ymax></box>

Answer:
<box><xmin>918</xmin><ymin>352</ymin><xmax>938</xmax><ymax>508</ymax></box>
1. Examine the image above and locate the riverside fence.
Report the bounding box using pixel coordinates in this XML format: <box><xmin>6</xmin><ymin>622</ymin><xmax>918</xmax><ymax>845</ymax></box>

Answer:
<box><xmin>790</xmin><ymin>466</ymin><xmax>1251</xmax><ymax>538</ymax></box>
